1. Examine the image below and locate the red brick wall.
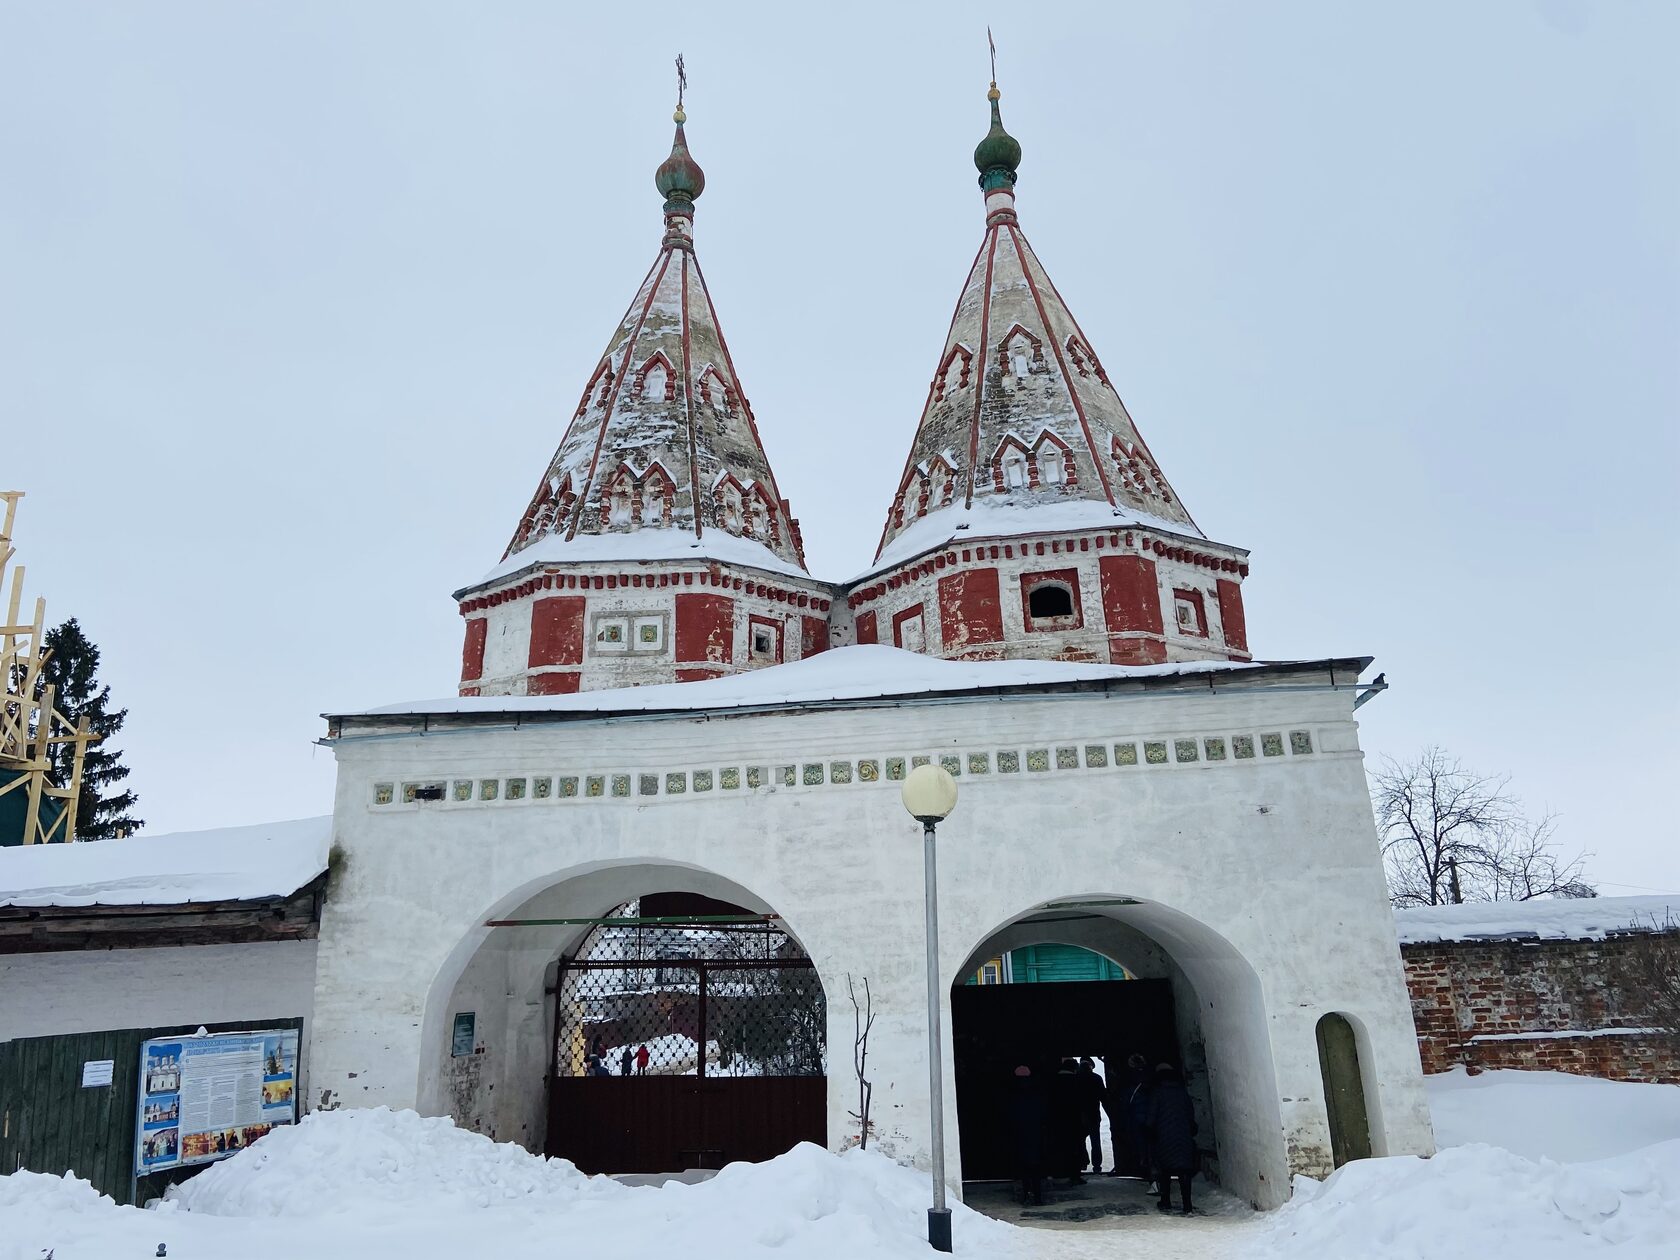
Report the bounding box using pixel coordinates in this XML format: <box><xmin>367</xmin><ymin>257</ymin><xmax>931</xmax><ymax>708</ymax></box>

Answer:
<box><xmin>675</xmin><ymin>593</ymin><xmax>734</xmax><ymax>670</ymax></box>
<box><xmin>938</xmin><ymin>568</ymin><xmax>1005</xmax><ymax>657</ymax></box>
<box><xmin>461</xmin><ymin>617</ymin><xmax>487</xmax><ymax>684</ymax></box>
<box><xmin>1402</xmin><ymin>935</ymin><xmax>1678</xmax><ymax>1082</ymax></box>
<box><xmin>528</xmin><ymin>596</ymin><xmax>586</xmax><ymax>667</ymax></box>
<box><xmin>1216</xmin><ymin>578</ymin><xmax>1248</xmax><ymax>655</ymax></box>
<box><xmin>1098</xmin><ymin>554</ymin><xmax>1165</xmax><ymax>664</ymax></box>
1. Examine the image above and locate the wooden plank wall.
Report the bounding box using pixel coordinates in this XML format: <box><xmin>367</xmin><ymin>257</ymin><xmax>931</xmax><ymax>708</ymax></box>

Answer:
<box><xmin>0</xmin><ymin>1016</ymin><xmax>304</xmax><ymax>1205</ymax></box>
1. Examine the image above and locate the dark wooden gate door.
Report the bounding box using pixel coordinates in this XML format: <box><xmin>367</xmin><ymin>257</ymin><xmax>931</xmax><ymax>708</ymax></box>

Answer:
<box><xmin>950</xmin><ymin>978</ymin><xmax>1180</xmax><ymax>1181</ymax></box>
<box><xmin>545</xmin><ymin>954</ymin><xmax>826</xmax><ymax>1173</ymax></box>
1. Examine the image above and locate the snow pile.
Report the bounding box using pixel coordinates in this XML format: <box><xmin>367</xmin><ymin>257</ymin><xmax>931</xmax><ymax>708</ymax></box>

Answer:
<box><xmin>1427</xmin><ymin>1067</ymin><xmax>1680</xmax><ymax>1163</ymax></box>
<box><xmin>164</xmin><ymin>1107</ymin><xmax>610</xmax><ymax>1215</ymax></box>
<box><xmin>0</xmin><ymin>1168</ymin><xmax>113</xmax><ymax>1216</ymax></box>
<box><xmin>0</xmin><ymin>815</ymin><xmax>332</xmax><ymax>908</ymax></box>
<box><xmin>1252</xmin><ymin>1140</ymin><xmax>1680</xmax><ymax>1260</ymax></box>
<box><xmin>1394</xmin><ymin>893</ymin><xmax>1678</xmax><ymax>944</ymax></box>
<box><xmin>355</xmin><ymin>642</ymin><xmax>1259</xmax><ymax>718</ymax></box>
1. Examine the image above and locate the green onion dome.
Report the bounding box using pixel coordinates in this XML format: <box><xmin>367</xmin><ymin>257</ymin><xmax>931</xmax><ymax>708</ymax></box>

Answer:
<box><xmin>973</xmin><ymin>85</ymin><xmax>1022</xmax><ymax>191</ymax></box>
<box><xmin>655</xmin><ymin>107</ymin><xmax>706</xmax><ymax>211</ymax></box>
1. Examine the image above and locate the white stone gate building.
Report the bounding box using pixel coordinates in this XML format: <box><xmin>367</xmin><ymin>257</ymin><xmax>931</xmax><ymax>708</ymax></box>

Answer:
<box><xmin>307</xmin><ymin>81</ymin><xmax>1433</xmax><ymax>1208</ymax></box>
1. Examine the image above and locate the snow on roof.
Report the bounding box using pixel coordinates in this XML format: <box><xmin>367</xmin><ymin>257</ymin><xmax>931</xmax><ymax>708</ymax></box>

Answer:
<box><xmin>1395</xmin><ymin>894</ymin><xmax>1679</xmax><ymax>945</ymax></box>
<box><xmin>462</xmin><ymin>526</ymin><xmax>812</xmax><ymax>597</ymax></box>
<box><xmin>0</xmin><ymin>816</ymin><xmax>332</xmax><ymax>909</ymax></box>
<box><xmin>344</xmin><ymin>643</ymin><xmax>1265</xmax><ymax>719</ymax></box>
<box><xmin>860</xmin><ymin>497</ymin><xmax>1216</xmax><ymax>580</ymax></box>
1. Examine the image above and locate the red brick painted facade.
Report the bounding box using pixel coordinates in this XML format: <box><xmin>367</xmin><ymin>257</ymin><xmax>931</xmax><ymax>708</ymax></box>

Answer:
<box><xmin>675</xmin><ymin>593</ymin><xmax>735</xmax><ymax>673</ymax></box>
<box><xmin>528</xmin><ymin>596</ymin><xmax>586</xmax><ymax>668</ymax></box>
<box><xmin>1217</xmin><ymin>578</ymin><xmax>1248</xmax><ymax>656</ymax></box>
<box><xmin>1098</xmin><ymin>554</ymin><xmax>1166</xmax><ymax>665</ymax></box>
<box><xmin>938</xmin><ymin>568</ymin><xmax>1005</xmax><ymax>658</ymax></box>
<box><xmin>1401</xmin><ymin>935</ymin><xmax>1678</xmax><ymax>1083</ymax></box>
<box><xmin>461</xmin><ymin>617</ymin><xmax>487</xmax><ymax>683</ymax></box>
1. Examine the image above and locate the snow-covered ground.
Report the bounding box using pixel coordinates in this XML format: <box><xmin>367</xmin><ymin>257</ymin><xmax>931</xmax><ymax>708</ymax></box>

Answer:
<box><xmin>3</xmin><ymin>1070</ymin><xmax>1678</xmax><ymax>1259</ymax></box>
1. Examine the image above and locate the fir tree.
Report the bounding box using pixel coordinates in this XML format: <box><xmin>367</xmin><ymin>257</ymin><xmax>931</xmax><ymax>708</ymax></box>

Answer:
<box><xmin>41</xmin><ymin>618</ymin><xmax>142</xmax><ymax>840</ymax></box>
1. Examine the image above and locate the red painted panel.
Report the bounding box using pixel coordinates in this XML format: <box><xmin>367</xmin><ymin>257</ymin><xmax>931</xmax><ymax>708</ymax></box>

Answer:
<box><xmin>528</xmin><ymin>596</ymin><xmax>587</xmax><ymax>667</ymax></box>
<box><xmin>1217</xmin><ymin>578</ymin><xmax>1249</xmax><ymax>654</ymax></box>
<box><xmin>461</xmin><ymin>617</ymin><xmax>487</xmax><ymax>682</ymax></box>
<box><xmin>1100</xmin><ymin>554</ymin><xmax>1166</xmax><ymax>665</ymax></box>
<box><xmin>528</xmin><ymin>671</ymin><xmax>581</xmax><ymax>695</ymax></box>
<box><xmin>1099</xmin><ymin>555</ymin><xmax>1164</xmax><ymax>634</ymax></box>
<box><xmin>676</xmin><ymin>593</ymin><xmax>735</xmax><ymax>666</ymax></box>
<box><xmin>892</xmin><ymin>602</ymin><xmax>927</xmax><ymax>651</ymax></box>
<box><xmin>676</xmin><ymin>667</ymin><xmax>726</xmax><ymax>682</ymax></box>
<box><xmin>938</xmin><ymin>568</ymin><xmax>1004</xmax><ymax>655</ymax></box>
<box><xmin>855</xmin><ymin>610</ymin><xmax>878</xmax><ymax>645</ymax></box>
<box><xmin>801</xmin><ymin>615</ymin><xmax>829</xmax><ymax>658</ymax></box>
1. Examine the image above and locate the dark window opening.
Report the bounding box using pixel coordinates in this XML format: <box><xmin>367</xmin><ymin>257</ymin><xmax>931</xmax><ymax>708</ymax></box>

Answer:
<box><xmin>1028</xmin><ymin>583</ymin><xmax>1075</xmax><ymax>619</ymax></box>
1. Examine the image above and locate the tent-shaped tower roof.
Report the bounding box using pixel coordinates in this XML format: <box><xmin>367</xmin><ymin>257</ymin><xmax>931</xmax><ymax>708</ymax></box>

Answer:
<box><xmin>870</xmin><ymin>84</ymin><xmax>1207</xmax><ymax>575</ymax></box>
<box><xmin>473</xmin><ymin>107</ymin><xmax>809</xmax><ymax>593</ymax></box>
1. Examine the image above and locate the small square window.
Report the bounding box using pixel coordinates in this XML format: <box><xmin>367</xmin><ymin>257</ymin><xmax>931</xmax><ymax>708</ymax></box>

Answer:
<box><xmin>1173</xmin><ymin>589</ymin><xmax>1208</xmax><ymax>637</ymax></box>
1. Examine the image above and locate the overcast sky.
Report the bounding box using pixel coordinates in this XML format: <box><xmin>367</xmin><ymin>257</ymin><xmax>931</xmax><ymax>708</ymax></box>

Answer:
<box><xmin>3</xmin><ymin>2</ymin><xmax>1676</xmax><ymax>893</ymax></box>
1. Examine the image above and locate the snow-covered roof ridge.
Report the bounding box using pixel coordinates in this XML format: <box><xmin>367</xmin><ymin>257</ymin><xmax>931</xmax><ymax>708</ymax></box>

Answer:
<box><xmin>1395</xmin><ymin>894</ymin><xmax>1680</xmax><ymax>945</ymax></box>
<box><xmin>0</xmin><ymin>816</ymin><xmax>332</xmax><ymax>908</ymax></box>
<box><xmin>858</xmin><ymin>497</ymin><xmax>1230</xmax><ymax>582</ymax></box>
<box><xmin>332</xmin><ymin>643</ymin><xmax>1350</xmax><ymax>722</ymax></box>
<box><xmin>463</xmin><ymin>525</ymin><xmax>818</xmax><ymax>594</ymax></box>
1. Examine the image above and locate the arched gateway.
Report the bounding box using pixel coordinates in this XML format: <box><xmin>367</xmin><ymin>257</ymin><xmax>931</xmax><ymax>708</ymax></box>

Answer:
<box><xmin>309</xmin><ymin>79</ymin><xmax>1435</xmax><ymax>1210</ymax></box>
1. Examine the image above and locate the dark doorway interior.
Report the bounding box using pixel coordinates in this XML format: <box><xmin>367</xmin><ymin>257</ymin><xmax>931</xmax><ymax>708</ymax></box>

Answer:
<box><xmin>951</xmin><ymin>977</ymin><xmax>1179</xmax><ymax>1181</ymax></box>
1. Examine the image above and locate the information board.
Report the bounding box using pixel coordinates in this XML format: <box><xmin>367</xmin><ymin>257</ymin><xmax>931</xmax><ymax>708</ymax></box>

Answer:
<box><xmin>135</xmin><ymin>1029</ymin><xmax>299</xmax><ymax>1174</ymax></box>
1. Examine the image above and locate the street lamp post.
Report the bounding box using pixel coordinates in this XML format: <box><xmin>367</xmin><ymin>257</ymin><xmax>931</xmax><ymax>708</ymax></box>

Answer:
<box><xmin>901</xmin><ymin>763</ymin><xmax>959</xmax><ymax>1254</ymax></box>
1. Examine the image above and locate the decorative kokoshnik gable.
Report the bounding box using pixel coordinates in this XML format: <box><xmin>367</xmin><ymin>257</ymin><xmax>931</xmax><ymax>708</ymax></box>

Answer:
<box><xmin>453</xmin><ymin>99</ymin><xmax>833</xmax><ymax>696</ymax></box>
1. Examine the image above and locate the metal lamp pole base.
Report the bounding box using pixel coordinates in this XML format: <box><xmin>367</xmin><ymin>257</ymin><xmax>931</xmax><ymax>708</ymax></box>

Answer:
<box><xmin>927</xmin><ymin>1207</ymin><xmax>953</xmax><ymax>1252</ymax></box>
<box><xmin>922</xmin><ymin>819</ymin><xmax>953</xmax><ymax>1253</ymax></box>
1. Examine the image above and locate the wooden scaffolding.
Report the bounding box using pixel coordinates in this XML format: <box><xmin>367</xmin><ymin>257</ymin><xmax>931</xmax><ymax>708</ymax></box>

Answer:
<box><xmin>1</xmin><ymin>491</ymin><xmax>100</xmax><ymax>844</ymax></box>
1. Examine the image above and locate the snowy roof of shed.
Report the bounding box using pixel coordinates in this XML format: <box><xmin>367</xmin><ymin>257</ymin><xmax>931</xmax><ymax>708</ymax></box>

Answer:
<box><xmin>0</xmin><ymin>816</ymin><xmax>332</xmax><ymax>909</ymax></box>
<box><xmin>331</xmin><ymin>644</ymin><xmax>1367</xmax><ymax>723</ymax></box>
<box><xmin>1394</xmin><ymin>895</ymin><xmax>1679</xmax><ymax>945</ymax></box>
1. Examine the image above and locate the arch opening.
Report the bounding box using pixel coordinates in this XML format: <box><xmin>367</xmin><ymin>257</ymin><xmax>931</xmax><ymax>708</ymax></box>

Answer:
<box><xmin>948</xmin><ymin>896</ymin><xmax>1287</xmax><ymax>1211</ymax></box>
<box><xmin>417</xmin><ymin>860</ymin><xmax>827</xmax><ymax>1173</ymax></box>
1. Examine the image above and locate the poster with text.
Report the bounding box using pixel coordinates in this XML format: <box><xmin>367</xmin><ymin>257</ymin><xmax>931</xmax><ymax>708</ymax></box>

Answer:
<box><xmin>135</xmin><ymin>1028</ymin><xmax>299</xmax><ymax>1174</ymax></box>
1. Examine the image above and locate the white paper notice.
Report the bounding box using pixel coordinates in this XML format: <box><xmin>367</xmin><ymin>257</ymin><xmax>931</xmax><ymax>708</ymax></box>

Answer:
<box><xmin>81</xmin><ymin>1059</ymin><xmax>115</xmax><ymax>1087</ymax></box>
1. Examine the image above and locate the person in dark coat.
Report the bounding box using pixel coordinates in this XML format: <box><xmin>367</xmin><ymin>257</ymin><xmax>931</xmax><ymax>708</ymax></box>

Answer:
<box><xmin>1104</xmin><ymin>1053</ymin><xmax>1153</xmax><ymax>1177</ymax></box>
<box><xmin>619</xmin><ymin>1047</ymin><xmax>634</xmax><ymax>1076</ymax></box>
<box><xmin>1147</xmin><ymin>1063</ymin><xmax>1199</xmax><ymax>1214</ymax></box>
<box><xmin>1050</xmin><ymin>1059</ymin><xmax>1087</xmax><ymax>1184</ymax></box>
<box><xmin>1076</xmin><ymin>1057</ymin><xmax>1105</xmax><ymax>1172</ymax></box>
<box><xmin>1005</xmin><ymin>1065</ymin><xmax>1048</xmax><ymax>1206</ymax></box>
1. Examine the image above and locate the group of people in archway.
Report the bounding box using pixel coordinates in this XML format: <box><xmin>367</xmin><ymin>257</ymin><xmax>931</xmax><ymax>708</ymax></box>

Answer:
<box><xmin>1007</xmin><ymin>1054</ymin><xmax>1199</xmax><ymax>1215</ymax></box>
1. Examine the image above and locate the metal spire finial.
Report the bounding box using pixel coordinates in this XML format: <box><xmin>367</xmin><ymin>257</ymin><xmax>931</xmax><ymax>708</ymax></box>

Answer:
<box><xmin>674</xmin><ymin>53</ymin><xmax>687</xmax><ymax>123</ymax></box>
<box><xmin>987</xmin><ymin>27</ymin><xmax>999</xmax><ymax>97</ymax></box>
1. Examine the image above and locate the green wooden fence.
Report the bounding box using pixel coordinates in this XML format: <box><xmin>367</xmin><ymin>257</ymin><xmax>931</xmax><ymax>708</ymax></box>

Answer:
<box><xmin>0</xmin><ymin>1016</ymin><xmax>304</xmax><ymax>1205</ymax></box>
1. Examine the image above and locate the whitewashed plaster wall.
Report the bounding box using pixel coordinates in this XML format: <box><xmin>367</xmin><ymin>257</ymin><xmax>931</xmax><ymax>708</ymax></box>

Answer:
<box><xmin>311</xmin><ymin>673</ymin><xmax>1432</xmax><ymax>1209</ymax></box>
<box><xmin>1</xmin><ymin>941</ymin><xmax>319</xmax><ymax>1101</ymax></box>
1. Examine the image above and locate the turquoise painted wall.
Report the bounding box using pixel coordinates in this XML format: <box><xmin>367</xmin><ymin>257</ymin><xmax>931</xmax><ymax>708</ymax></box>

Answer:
<box><xmin>967</xmin><ymin>943</ymin><xmax>1129</xmax><ymax>984</ymax></box>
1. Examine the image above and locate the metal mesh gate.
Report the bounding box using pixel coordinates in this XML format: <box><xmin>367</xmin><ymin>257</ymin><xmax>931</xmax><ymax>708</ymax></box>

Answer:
<box><xmin>546</xmin><ymin>902</ymin><xmax>826</xmax><ymax>1172</ymax></box>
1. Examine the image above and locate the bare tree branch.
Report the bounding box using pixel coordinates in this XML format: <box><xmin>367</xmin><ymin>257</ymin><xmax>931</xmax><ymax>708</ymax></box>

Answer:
<box><xmin>1372</xmin><ymin>747</ymin><xmax>1594</xmax><ymax>908</ymax></box>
